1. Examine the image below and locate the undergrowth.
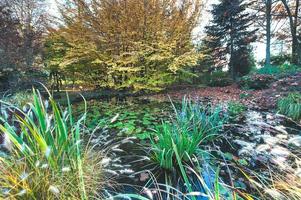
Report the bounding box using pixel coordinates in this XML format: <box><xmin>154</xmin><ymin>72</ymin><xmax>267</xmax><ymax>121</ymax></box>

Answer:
<box><xmin>277</xmin><ymin>92</ymin><xmax>301</xmax><ymax>121</ymax></box>
<box><xmin>0</xmin><ymin>89</ymin><xmax>103</xmax><ymax>199</ymax></box>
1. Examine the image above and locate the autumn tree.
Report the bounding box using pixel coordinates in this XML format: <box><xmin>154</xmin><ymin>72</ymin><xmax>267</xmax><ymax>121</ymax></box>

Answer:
<box><xmin>0</xmin><ymin>5</ymin><xmax>21</xmax><ymax>89</ymax></box>
<box><xmin>48</xmin><ymin>0</ymin><xmax>202</xmax><ymax>91</ymax></box>
<box><xmin>3</xmin><ymin>0</ymin><xmax>48</xmax><ymax>68</ymax></box>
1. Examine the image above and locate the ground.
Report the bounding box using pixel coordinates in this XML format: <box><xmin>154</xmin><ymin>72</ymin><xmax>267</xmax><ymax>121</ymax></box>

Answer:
<box><xmin>148</xmin><ymin>73</ymin><xmax>301</xmax><ymax>111</ymax></box>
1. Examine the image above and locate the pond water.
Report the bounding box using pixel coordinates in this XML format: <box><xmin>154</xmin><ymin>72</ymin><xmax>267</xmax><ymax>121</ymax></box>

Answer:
<box><xmin>73</xmin><ymin>97</ymin><xmax>301</xmax><ymax>199</ymax></box>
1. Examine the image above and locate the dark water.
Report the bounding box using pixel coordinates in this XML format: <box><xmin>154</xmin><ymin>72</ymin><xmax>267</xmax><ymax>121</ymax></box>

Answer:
<box><xmin>76</xmin><ymin>97</ymin><xmax>301</xmax><ymax>199</ymax></box>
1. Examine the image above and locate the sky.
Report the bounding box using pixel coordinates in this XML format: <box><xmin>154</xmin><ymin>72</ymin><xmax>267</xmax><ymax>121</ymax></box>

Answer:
<box><xmin>47</xmin><ymin>0</ymin><xmax>268</xmax><ymax>61</ymax></box>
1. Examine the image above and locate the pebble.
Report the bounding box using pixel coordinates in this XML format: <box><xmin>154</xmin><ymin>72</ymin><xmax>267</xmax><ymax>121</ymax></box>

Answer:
<box><xmin>270</xmin><ymin>146</ymin><xmax>290</xmax><ymax>157</ymax></box>
<box><xmin>256</xmin><ymin>144</ymin><xmax>270</xmax><ymax>153</ymax></box>
<box><xmin>264</xmin><ymin>136</ymin><xmax>279</xmax><ymax>146</ymax></box>
<box><xmin>274</xmin><ymin>125</ymin><xmax>288</xmax><ymax>135</ymax></box>
<box><xmin>276</xmin><ymin>134</ymin><xmax>288</xmax><ymax>140</ymax></box>
<box><xmin>288</xmin><ymin>136</ymin><xmax>301</xmax><ymax>147</ymax></box>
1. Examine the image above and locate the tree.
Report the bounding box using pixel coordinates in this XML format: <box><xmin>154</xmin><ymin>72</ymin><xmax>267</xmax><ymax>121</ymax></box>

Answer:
<box><xmin>0</xmin><ymin>5</ymin><xmax>21</xmax><ymax>89</ymax></box>
<box><xmin>48</xmin><ymin>0</ymin><xmax>202</xmax><ymax>91</ymax></box>
<box><xmin>265</xmin><ymin>0</ymin><xmax>273</xmax><ymax>66</ymax></box>
<box><xmin>203</xmin><ymin>0</ymin><xmax>257</xmax><ymax>81</ymax></box>
<box><xmin>280</xmin><ymin>0</ymin><xmax>300</xmax><ymax>65</ymax></box>
<box><xmin>3</xmin><ymin>0</ymin><xmax>48</xmax><ymax>68</ymax></box>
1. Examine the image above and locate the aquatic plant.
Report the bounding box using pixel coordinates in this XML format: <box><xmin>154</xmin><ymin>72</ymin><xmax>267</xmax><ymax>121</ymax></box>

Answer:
<box><xmin>150</xmin><ymin>97</ymin><xmax>224</xmax><ymax>170</ymax></box>
<box><xmin>0</xmin><ymin>89</ymin><xmax>103</xmax><ymax>199</ymax></box>
<box><xmin>277</xmin><ymin>92</ymin><xmax>301</xmax><ymax>121</ymax></box>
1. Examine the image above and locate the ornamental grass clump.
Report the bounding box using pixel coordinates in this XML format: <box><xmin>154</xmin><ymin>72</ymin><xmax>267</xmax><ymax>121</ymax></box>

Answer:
<box><xmin>277</xmin><ymin>92</ymin><xmax>301</xmax><ymax>121</ymax></box>
<box><xmin>150</xmin><ymin>97</ymin><xmax>224</xmax><ymax>170</ymax></box>
<box><xmin>0</xmin><ymin>89</ymin><xmax>103</xmax><ymax>199</ymax></box>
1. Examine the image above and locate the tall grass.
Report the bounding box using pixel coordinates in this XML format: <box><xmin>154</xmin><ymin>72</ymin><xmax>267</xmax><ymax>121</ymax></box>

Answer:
<box><xmin>150</xmin><ymin>97</ymin><xmax>224</xmax><ymax>170</ymax></box>
<box><xmin>149</xmin><ymin>98</ymin><xmax>232</xmax><ymax>199</ymax></box>
<box><xmin>241</xmin><ymin>155</ymin><xmax>301</xmax><ymax>200</ymax></box>
<box><xmin>277</xmin><ymin>92</ymin><xmax>301</xmax><ymax>121</ymax></box>
<box><xmin>0</xmin><ymin>89</ymin><xmax>103</xmax><ymax>199</ymax></box>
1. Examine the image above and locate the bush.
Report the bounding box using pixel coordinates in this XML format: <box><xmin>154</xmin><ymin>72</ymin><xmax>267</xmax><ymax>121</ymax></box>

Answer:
<box><xmin>0</xmin><ymin>89</ymin><xmax>103</xmax><ymax>199</ymax></box>
<box><xmin>260</xmin><ymin>54</ymin><xmax>291</xmax><ymax>66</ymax></box>
<box><xmin>256</xmin><ymin>65</ymin><xmax>281</xmax><ymax>75</ymax></box>
<box><xmin>227</xmin><ymin>101</ymin><xmax>247</xmax><ymax>120</ymax></box>
<box><xmin>207</xmin><ymin>71</ymin><xmax>233</xmax><ymax>87</ymax></box>
<box><xmin>239</xmin><ymin>74</ymin><xmax>276</xmax><ymax>90</ymax></box>
<box><xmin>256</xmin><ymin>63</ymin><xmax>300</xmax><ymax>76</ymax></box>
<box><xmin>279</xmin><ymin>63</ymin><xmax>301</xmax><ymax>74</ymax></box>
<box><xmin>277</xmin><ymin>92</ymin><xmax>301</xmax><ymax>121</ymax></box>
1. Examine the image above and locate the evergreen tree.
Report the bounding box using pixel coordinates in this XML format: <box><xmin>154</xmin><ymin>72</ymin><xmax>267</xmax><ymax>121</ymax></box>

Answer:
<box><xmin>203</xmin><ymin>0</ymin><xmax>257</xmax><ymax>81</ymax></box>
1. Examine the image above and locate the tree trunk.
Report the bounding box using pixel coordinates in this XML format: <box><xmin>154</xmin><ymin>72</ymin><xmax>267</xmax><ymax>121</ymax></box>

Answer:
<box><xmin>265</xmin><ymin>0</ymin><xmax>272</xmax><ymax>66</ymax></box>
<box><xmin>229</xmin><ymin>20</ymin><xmax>236</xmax><ymax>81</ymax></box>
<box><xmin>281</xmin><ymin>0</ymin><xmax>300</xmax><ymax>65</ymax></box>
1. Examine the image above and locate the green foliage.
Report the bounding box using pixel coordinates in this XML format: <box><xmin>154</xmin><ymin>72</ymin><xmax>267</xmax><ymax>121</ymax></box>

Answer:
<box><xmin>260</xmin><ymin>54</ymin><xmax>291</xmax><ymax>66</ymax></box>
<box><xmin>256</xmin><ymin>65</ymin><xmax>281</xmax><ymax>75</ymax></box>
<box><xmin>203</xmin><ymin>0</ymin><xmax>257</xmax><ymax>80</ymax></box>
<box><xmin>207</xmin><ymin>71</ymin><xmax>233</xmax><ymax>87</ymax></box>
<box><xmin>2</xmin><ymin>91</ymin><xmax>32</xmax><ymax>107</ymax></box>
<box><xmin>0</xmin><ymin>89</ymin><xmax>103</xmax><ymax>199</ymax></box>
<box><xmin>256</xmin><ymin>64</ymin><xmax>300</xmax><ymax>76</ymax></box>
<box><xmin>277</xmin><ymin>93</ymin><xmax>301</xmax><ymax>121</ymax></box>
<box><xmin>239</xmin><ymin>74</ymin><xmax>276</xmax><ymax>90</ymax></box>
<box><xmin>150</xmin><ymin>98</ymin><xmax>224</xmax><ymax>170</ymax></box>
<box><xmin>74</xmin><ymin>100</ymin><xmax>171</xmax><ymax>139</ymax></box>
<box><xmin>227</xmin><ymin>101</ymin><xmax>247</xmax><ymax>120</ymax></box>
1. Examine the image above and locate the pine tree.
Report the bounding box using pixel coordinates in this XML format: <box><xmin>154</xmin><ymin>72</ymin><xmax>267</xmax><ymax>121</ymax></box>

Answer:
<box><xmin>203</xmin><ymin>0</ymin><xmax>257</xmax><ymax>81</ymax></box>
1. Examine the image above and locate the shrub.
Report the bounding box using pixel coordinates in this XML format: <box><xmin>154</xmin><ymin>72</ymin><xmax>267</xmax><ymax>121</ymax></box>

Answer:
<box><xmin>277</xmin><ymin>92</ymin><xmax>301</xmax><ymax>121</ymax></box>
<box><xmin>256</xmin><ymin>65</ymin><xmax>281</xmax><ymax>75</ymax></box>
<box><xmin>227</xmin><ymin>101</ymin><xmax>247</xmax><ymax>120</ymax></box>
<box><xmin>255</xmin><ymin>63</ymin><xmax>300</xmax><ymax>76</ymax></box>
<box><xmin>207</xmin><ymin>71</ymin><xmax>233</xmax><ymax>87</ymax></box>
<box><xmin>150</xmin><ymin>98</ymin><xmax>224</xmax><ymax>170</ymax></box>
<box><xmin>0</xmin><ymin>89</ymin><xmax>103</xmax><ymax>199</ymax></box>
<box><xmin>279</xmin><ymin>63</ymin><xmax>301</xmax><ymax>74</ymax></box>
<box><xmin>239</xmin><ymin>74</ymin><xmax>276</xmax><ymax>90</ymax></box>
<box><xmin>259</xmin><ymin>54</ymin><xmax>291</xmax><ymax>66</ymax></box>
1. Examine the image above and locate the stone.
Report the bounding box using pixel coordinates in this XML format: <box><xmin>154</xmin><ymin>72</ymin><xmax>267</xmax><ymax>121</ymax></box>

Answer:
<box><xmin>276</xmin><ymin>134</ymin><xmax>288</xmax><ymax>140</ymax></box>
<box><xmin>256</xmin><ymin>144</ymin><xmax>270</xmax><ymax>153</ymax></box>
<box><xmin>264</xmin><ymin>136</ymin><xmax>279</xmax><ymax>146</ymax></box>
<box><xmin>270</xmin><ymin>146</ymin><xmax>290</xmax><ymax>157</ymax></box>
<box><xmin>233</xmin><ymin>140</ymin><xmax>256</xmax><ymax>148</ymax></box>
<box><xmin>270</xmin><ymin>156</ymin><xmax>287</xmax><ymax>169</ymax></box>
<box><xmin>274</xmin><ymin>125</ymin><xmax>288</xmax><ymax>135</ymax></box>
<box><xmin>288</xmin><ymin>136</ymin><xmax>301</xmax><ymax>147</ymax></box>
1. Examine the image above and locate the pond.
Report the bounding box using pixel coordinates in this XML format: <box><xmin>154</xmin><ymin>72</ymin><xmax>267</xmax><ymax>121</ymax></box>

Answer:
<box><xmin>72</xmin><ymin>96</ymin><xmax>301</xmax><ymax>199</ymax></box>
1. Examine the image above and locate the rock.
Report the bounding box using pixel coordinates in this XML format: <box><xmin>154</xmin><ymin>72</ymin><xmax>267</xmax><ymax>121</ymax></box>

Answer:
<box><xmin>233</xmin><ymin>140</ymin><xmax>256</xmax><ymax>148</ymax></box>
<box><xmin>238</xmin><ymin>147</ymin><xmax>254</xmax><ymax>156</ymax></box>
<box><xmin>264</xmin><ymin>136</ymin><xmax>279</xmax><ymax>146</ymax></box>
<box><xmin>266</xmin><ymin>114</ymin><xmax>274</xmax><ymax>120</ymax></box>
<box><xmin>288</xmin><ymin>136</ymin><xmax>301</xmax><ymax>147</ymax></box>
<box><xmin>296</xmin><ymin>168</ymin><xmax>301</xmax><ymax>178</ymax></box>
<box><xmin>270</xmin><ymin>146</ymin><xmax>290</xmax><ymax>157</ymax></box>
<box><xmin>276</xmin><ymin>134</ymin><xmax>288</xmax><ymax>140</ymax></box>
<box><xmin>256</xmin><ymin>144</ymin><xmax>270</xmax><ymax>153</ymax></box>
<box><xmin>274</xmin><ymin>125</ymin><xmax>288</xmax><ymax>135</ymax></box>
<box><xmin>270</xmin><ymin>156</ymin><xmax>287</xmax><ymax>169</ymax></box>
